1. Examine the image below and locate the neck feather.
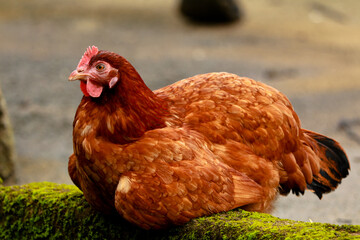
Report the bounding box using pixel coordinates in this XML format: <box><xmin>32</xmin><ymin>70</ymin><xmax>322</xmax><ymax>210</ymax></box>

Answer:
<box><xmin>76</xmin><ymin>62</ymin><xmax>168</xmax><ymax>144</ymax></box>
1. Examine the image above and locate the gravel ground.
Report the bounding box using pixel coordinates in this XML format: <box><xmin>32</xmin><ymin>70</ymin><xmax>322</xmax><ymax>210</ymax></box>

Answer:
<box><xmin>1</xmin><ymin>0</ymin><xmax>359</xmax><ymax>225</ymax></box>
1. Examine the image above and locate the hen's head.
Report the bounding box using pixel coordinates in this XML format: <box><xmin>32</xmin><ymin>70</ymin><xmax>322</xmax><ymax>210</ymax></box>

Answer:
<box><xmin>69</xmin><ymin>46</ymin><xmax>123</xmax><ymax>98</ymax></box>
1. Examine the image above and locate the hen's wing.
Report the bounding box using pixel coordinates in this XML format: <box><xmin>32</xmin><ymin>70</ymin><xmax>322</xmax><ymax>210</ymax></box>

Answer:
<box><xmin>114</xmin><ymin>127</ymin><xmax>265</xmax><ymax>229</ymax></box>
<box><xmin>156</xmin><ymin>73</ymin><xmax>343</xmax><ymax>199</ymax></box>
<box><xmin>156</xmin><ymin>73</ymin><xmax>299</xmax><ymax>158</ymax></box>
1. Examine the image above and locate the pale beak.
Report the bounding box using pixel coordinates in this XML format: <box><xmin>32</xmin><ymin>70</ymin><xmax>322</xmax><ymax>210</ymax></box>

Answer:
<box><xmin>68</xmin><ymin>70</ymin><xmax>89</xmax><ymax>81</ymax></box>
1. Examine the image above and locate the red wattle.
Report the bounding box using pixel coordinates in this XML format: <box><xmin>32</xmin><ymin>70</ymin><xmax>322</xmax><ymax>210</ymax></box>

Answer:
<box><xmin>80</xmin><ymin>81</ymin><xmax>90</xmax><ymax>97</ymax></box>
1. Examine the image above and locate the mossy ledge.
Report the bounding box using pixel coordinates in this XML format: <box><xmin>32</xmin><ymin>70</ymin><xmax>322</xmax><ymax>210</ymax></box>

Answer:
<box><xmin>0</xmin><ymin>182</ymin><xmax>359</xmax><ymax>239</ymax></box>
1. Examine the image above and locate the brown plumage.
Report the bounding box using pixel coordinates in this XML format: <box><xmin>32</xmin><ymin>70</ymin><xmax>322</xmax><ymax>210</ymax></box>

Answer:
<box><xmin>68</xmin><ymin>46</ymin><xmax>350</xmax><ymax>229</ymax></box>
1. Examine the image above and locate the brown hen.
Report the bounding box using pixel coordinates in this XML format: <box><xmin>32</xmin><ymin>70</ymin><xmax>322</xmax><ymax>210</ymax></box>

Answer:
<box><xmin>68</xmin><ymin>46</ymin><xmax>350</xmax><ymax>229</ymax></box>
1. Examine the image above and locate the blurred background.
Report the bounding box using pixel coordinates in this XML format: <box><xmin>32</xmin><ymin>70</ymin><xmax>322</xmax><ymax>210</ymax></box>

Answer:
<box><xmin>0</xmin><ymin>0</ymin><xmax>359</xmax><ymax>225</ymax></box>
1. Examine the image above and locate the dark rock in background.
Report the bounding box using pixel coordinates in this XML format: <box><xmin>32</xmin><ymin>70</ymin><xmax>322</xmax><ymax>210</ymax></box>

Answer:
<box><xmin>0</xmin><ymin>86</ymin><xmax>15</xmax><ymax>184</ymax></box>
<box><xmin>180</xmin><ymin>0</ymin><xmax>242</xmax><ymax>23</ymax></box>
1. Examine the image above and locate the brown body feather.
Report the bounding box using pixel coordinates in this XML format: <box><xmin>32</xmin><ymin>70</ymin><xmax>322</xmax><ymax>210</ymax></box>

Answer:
<box><xmin>69</xmin><ymin>50</ymin><xmax>350</xmax><ymax>229</ymax></box>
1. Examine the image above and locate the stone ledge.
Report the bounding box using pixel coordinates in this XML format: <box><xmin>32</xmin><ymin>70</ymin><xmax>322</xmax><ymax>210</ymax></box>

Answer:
<box><xmin>1</xmin><ymin>182</ymin><xmax>359</xmax><ymax>239</ymax></box>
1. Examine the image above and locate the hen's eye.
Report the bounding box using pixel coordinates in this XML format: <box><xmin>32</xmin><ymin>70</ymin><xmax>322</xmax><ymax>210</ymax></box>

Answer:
<box><xmin>96</xmin><ymin>63</ymin><xmax>105</xmax><ymax>71</ymax></box>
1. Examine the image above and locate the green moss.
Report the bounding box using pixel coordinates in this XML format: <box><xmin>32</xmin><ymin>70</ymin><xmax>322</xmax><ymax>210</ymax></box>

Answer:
<box><xmin>1</xmin><ymin>182</ymin><xmax>359</xmax><ymax>239</ymax></box>
<box><xmin>188</xmin><ymin>209</ymin><xmax>360</xmax><ymax>240</ymax></box>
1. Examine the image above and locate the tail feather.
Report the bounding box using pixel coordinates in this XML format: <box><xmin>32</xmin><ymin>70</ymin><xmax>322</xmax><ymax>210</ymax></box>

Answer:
<box><xmin>304</xmin><ymin>131</ymin><xmax>350</xmax><ymax>199</ymax></box>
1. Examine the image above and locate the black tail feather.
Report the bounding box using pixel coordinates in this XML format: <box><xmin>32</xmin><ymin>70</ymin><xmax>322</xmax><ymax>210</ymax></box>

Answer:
<box><xmin>305</xmin><ymin>132</ymin><xmax>350</xmax><ymax>199</ymax></box>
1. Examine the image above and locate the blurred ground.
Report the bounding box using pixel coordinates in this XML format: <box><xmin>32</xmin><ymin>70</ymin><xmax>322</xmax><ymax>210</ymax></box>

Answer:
<box><xmin>0</xmin><ymin>0</ymin><xmax>359</xmax><ymax>225</ymax></box>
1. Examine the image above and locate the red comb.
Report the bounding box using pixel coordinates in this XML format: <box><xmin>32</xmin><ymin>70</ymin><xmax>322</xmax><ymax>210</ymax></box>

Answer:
<box><xmin>77</xmin><ymin>46</ymin><xmax>99</xmax><ymax>69</ymax></box>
